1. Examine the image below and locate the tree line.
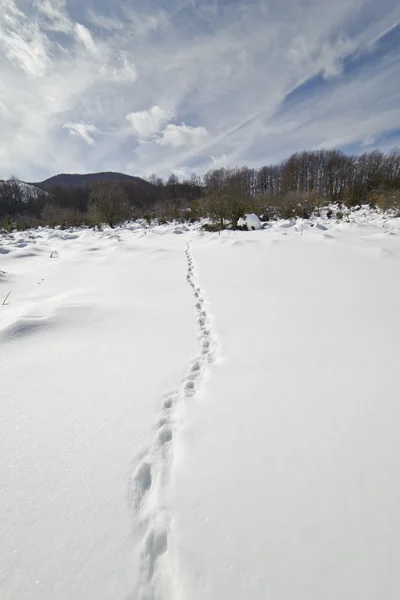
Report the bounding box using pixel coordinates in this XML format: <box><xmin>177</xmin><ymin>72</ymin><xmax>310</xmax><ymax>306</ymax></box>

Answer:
<box><xmin>1</xmin><ymin>148</ymin><xmax>400</xmax><ymax>231</ymax></box>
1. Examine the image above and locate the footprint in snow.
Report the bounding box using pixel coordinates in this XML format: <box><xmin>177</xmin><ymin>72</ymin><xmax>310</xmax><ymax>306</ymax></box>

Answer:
<box><xmin>162</xmin><ymin>392</ymin><xmax>178</xmax><ymax>410</ymax></box>
<box><xmin>184</xmin><ymin>380</ymin><xmax>196</xmax><ymax>396</ymax></box>
<box><xmin>191</xmin><ymin>360</ymin><xmax>202</xmax><ymax>372</ymax></box>
<box><xmin>157</xmin><ymin>425</ymin><xmax>173</xmax><ymax>445</ymax></box>
<box><xmin>143</xmin><ymin>526</ymin><xmax>168</xmax><ymax>581</ymax></box>
<box><xmin>163</xmin><ymin>397</ymin><xmax>174</xmax><ymax>410</ymax></box>
<box><xmin>130</xmin><ymin>461</ymin><xmax>152</xmax><ymax>512</ymax></box>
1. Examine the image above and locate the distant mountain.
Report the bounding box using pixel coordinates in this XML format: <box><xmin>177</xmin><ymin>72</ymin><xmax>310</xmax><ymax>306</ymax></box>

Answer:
<box><xmin>26</xmin><ymin>171</ymin><xmax>203</xmax><ymax>210</ymax></box>
<box><xmin>34</xmin><ymin>172</ymin><xmax>154</xmax><ymax>190</ymax></box>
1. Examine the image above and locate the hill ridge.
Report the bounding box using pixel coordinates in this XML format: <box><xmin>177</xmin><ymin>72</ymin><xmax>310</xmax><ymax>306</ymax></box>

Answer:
<box><xmin>34</xmin><ymin>171</ymin><xmax>153</xmax><ymax>189</ymax></box>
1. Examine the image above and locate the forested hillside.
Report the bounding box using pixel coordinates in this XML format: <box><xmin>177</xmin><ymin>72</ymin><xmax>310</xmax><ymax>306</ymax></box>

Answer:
<box><xmin>1</xmin><ymin>148</ymin><xmax>399</xmax><ymax>230</ymax></box>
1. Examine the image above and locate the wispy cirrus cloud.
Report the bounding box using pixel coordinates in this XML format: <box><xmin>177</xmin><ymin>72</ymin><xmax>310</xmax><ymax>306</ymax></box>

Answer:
<box><xmin>34</xmin><ymin>0</ymin><xmax>73</xmax><ymax>33</ymax></box>
<box><xmin>63</xmin><ymin>122</ymin><xmax>99</xmax><ymax>145</ymax></box>
<box><xmin>0</xmin><ymin>0</ymin><xmax>399</xmax><ymax>181</ymax></box>
<box><xmin>0</xmin><ymin>20</ymin><xmax>51</xmax><ymax>77</ymax></box>
<box><xmin>74</xmin><ymin>22</ymin><xmax>98</xmax><ymax>54</ymax></box>
<box><xmin>103</xmin><ymin>51</ymin><xmax>137</xmax><ymax>83</ymax></box>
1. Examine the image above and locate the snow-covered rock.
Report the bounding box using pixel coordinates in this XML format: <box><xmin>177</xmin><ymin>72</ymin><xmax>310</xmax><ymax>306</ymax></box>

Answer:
<box><xmin>238</xmin><ymin>213</ymin><xmax>261</xmax><ymax>230</ymax></box>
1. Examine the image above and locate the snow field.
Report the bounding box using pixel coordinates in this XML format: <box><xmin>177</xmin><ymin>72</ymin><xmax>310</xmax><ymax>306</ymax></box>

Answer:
<box><xmin>1</xmin><ymin>210</ymin><xmax>400</xmax><ymax>599</ymax></box>
<box><xmin>0</xmin><ymin>226</ymin><xmax>198</xmax><ymax>600</ymax></box>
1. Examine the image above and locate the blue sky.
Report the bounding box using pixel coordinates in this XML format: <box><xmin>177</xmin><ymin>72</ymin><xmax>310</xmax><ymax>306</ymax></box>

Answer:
<box><xmin>0</xmin><ymin>0</ymin><xmax>399</xmax><ymax>182</ymax></box>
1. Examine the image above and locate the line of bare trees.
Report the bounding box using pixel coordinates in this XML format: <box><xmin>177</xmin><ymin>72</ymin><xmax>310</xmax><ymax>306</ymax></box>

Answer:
<box><xmin>1</xmin><ymin>148</ymin><xmax>400</xmax><ymax>231</ymax></box>
<box><xmin>202</xmin><ymin>148</ymin><xmax>400</xmax><ymax>206</ymax></box>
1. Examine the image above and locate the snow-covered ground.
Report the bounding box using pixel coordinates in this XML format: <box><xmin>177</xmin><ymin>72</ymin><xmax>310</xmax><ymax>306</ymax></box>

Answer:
<box><xmin>1</xmin><ymin>211</ymin><xmax>400</xmax><ymax>600</ymax></box>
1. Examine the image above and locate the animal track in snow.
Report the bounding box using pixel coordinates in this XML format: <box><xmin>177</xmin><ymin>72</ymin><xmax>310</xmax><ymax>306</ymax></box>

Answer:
<box><xmin>162</xmin><ymin>394</ymin><xmax>176</xmax><ymax>410</ymax></box>
<box><xmin>191</xmin><ymin>360</ymin><xmax>202</xmax><ymax>372</ymax></box>
<box><xmin>129</xmin><ymin>239</ymin><xmax>216</xmax><ymax>599</ymax></box>
<box><xmin>130</xmin><ymin>461</ymin><xmax>152</xmax><ymax>512</ymax></box>
<box><xmin>142</xmin><ymin>525</ymin><xmax>168</xmax><ymax>582</ymax></box>
<box><xmin>186</xmin><ymin>243</ymin><xmax>215</xmax><ymax>363</ymax></box>
<box><xmin>157</xmin><ymin>425</ymin><xmax>173</xmax><ymax>445</ymax></box>
<box><xmin>184</xmin><ymin>380</ymin><xmax>196</xmax><ymax>396</ymax></box>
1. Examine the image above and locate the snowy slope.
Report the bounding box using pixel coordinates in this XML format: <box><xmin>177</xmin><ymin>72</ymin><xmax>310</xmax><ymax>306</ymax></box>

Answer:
<box><xmin>20</xmin><ymin>182</ymin><xmax>46</xmax><ymax>200</ymax></box>
<box><xmin>1</xmin><ymin>212</ymin><xmax>400</xmax><ymax>599</ymax></box>
<box><xmin>0</xmin><ymin>180</ymin><xmax>45</xmax><ymax>201</ymax></box>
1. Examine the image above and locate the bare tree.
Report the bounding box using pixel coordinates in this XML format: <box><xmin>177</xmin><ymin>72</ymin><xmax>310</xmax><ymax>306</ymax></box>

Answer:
<box><xmin>148</xmin><ymin>173</ymin><xmax>164</xmax><ymax>187</ymax></box>
<box><xmin>90</xmin><ymin>182</ymin><xmax>131</xmax><ymax>227</ymax></box>
<box><xmin>166</xmin><ymin>174</ymin><xmax>179</xmax><ymax>201</ymax></box>
<box><xmin>204</xmin><ymin>191</ymin><xmax>230</xmax><ymax>230</ymax></box>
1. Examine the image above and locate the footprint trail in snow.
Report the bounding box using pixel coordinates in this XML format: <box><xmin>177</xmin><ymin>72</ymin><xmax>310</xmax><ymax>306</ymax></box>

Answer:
<box><xmin>128</xmin><ymin>240</ymin><xmax>216</xmax><ymax>600</ymax></box>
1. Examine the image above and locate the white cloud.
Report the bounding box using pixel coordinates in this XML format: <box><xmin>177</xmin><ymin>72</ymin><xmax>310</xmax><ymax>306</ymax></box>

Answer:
<box><xmin>0</xmin><ymin>0</ymin><xmax>400</xmax><ymax>181</ymax></box>
<box><xmin>63</xmin><ymin>122</ymin><xmax>98</xmax><ymax>145</ymax></box>
<box><xmin>119</xmin><ymin>6</ymin><xmax>169</xmax><ymax>37</ymax></box>
<box><xmin>88</xmin><ymin>6</ymin><xmax>169</xmax><ymax>36</ymax></box>
<box><xmin>126</xmin><ymin>106</ymin><xmax>172</xmax><ymax>139</ymax></box>
<box><xmin>0</xmin><ymin>21</ymin><xmax>51</xmax><ymax>77</ymax></box>
<box><xmin>2</xmin><ymin>0</ymin><xmax>24</xmax><ymax>25</ymax></box>
<box><xmin>102</xmin><ymin>51</ymin><xmax>138</xmax><ymax>83</ymax></box>
<box><xmin>157</xmin><ymin>123</ymin><xmax>209</xmax><ymax>147</ymax></box>
<box><xmin>74</xmin><ymin>23</ymin><xmax>97</xmax><ymax>54</ymax></box>
<box><xmin>34</xmin><ymin>0</ymin><xmax>72</xmax><ymax>33</ymax></box>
